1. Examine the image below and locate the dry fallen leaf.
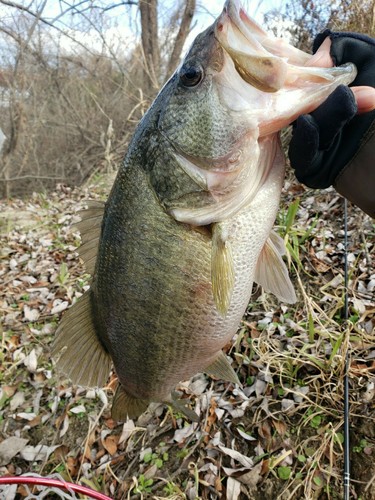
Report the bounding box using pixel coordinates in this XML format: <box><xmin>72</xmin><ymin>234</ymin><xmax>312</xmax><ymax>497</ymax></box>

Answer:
<box><xmin>238</xmin><ymin>462</ymin><xmax>263</xmax><ymax>487</ymax></box>
<box><xmin>103</xmin><ymin>434</ymin><xmax>119</xmax><ymax>455</ymax></box>
<box><xmin>226</xmin><ymin>477</ymin><xmax>242</xmax><ymax>500</ymax></box>
<box><xmin>218</xmin><ymin>445</ymin><xmax>253</xmax><ymax>469</ymax></box>
<box><xmin>9</xmin><ymin>391</ymin><xmax>25</xmax><ymax>411</ymax></box>
<box><xmin>23</xmin><ymin>348</ymin><xmax>38</xmax><ymax>372</ymax></box>
<box><xmin>20</xmin><ymin>444</ymin><xmax>59</xmax><ymax>461</ymax></box>
<box><xmin>0</xmin><ymin>437</ymin><xmax>29</xmax><ymax>466</ymax></box>
<box><xmin>66</xmin><ymin>456</ymin><xmax>79</xmax><ymax>477</ymax></box>
<box><xmin>23</xmin><ymin>305</ymin><xmax>40</xmax><ymax>322</ymax></box>
<box><xmin>272</xmin><ymin>419</ymin><xmax>287</xmax><ymax>436</ymax></box>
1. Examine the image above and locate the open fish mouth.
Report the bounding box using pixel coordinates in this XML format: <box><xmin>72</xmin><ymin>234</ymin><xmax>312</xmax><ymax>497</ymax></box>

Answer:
<box><xmin>215</xmin><ymin>0</ymin><xmax>356</xmax><ymax>93</ymax></box>
<box><xmin>215</xmin><ymin>0</ymin><xmax>289</xmax><ymax>92</ymax></box>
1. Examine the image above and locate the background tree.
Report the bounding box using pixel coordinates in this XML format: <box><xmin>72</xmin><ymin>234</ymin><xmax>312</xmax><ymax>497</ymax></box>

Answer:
<box><xmin>265</xmin><ymin>0</ymin><xmax>375</xmax><ymax>51</ymax></box>
<box><xmin>0</xmin><ymin>0</ymin><xmax>197</xmax><ymax>196</ymax></box>
<box><xmin>0</xmin><ymin>0</ymin><xmax>373</xmax><ymax>197</ymax></box>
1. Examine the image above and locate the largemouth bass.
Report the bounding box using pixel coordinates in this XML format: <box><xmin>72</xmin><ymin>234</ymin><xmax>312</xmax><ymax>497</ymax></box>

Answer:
<box><xmin>53</xmin><ymin>0</ymin><xmax>356</xmax><ymax>421</ymax></box>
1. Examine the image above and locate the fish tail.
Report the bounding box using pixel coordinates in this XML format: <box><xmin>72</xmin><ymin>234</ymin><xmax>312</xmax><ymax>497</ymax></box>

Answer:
<box><xmin>111</xmin><ymin>384</ymin><xmax>149</xmax><ymax>421</ymax></box>
<box><xmin>53</xmin><ymin>290</ymin><xmax>112</xmax><ymax>388</ymax></box>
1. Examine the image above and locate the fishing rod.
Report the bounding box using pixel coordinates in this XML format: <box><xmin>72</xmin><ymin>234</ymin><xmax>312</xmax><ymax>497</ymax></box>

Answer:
<box><xmin>343</xmin><ymin>198</ymin><xmax>350</xmax><ymax>500</ymax></box>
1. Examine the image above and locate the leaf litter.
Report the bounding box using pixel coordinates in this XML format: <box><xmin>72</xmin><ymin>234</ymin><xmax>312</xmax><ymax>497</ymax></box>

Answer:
<box><xmin>0</xmin><ymin>177</ymin><xmax>374</xmax><ymax>499</ymax></box>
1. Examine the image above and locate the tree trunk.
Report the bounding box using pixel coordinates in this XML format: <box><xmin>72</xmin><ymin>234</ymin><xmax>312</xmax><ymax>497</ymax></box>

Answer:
<box><xmin>139</xmin><ymin>0</ymin><xmax>160</xmax><ymax>98</ymax></box>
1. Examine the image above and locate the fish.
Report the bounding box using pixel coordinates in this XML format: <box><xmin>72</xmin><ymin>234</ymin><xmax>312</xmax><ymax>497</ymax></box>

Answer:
<box><xmin>53</xmin><ymin>0</ymin><xmax>356</xmax><ymax>421</ymax></box>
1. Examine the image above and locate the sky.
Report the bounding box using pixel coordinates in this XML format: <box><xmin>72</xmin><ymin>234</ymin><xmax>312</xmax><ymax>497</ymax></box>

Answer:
<box><xmin>0</xmin><ymin>0</ymin><xmax>285</xmax><ymax>59</ymax></box>
<box><xmin>38</xmin><ymin>0</ymin><xmax>284</xmax><ymax>55</ymax></box>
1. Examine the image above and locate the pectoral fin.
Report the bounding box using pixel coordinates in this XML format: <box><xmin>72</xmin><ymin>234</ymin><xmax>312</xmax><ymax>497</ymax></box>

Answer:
<box><xmin>254</xmin><ymin>231</ymin><xmax>297</xmax><ymax>303</ymax></box>
<box><xmin>111</xmin><ymin>384</ymin><xmax>149</xmax><ymax>421</ymax></box>
<box><xmin>205</xmin><ymin>350</ymin><xmax>241</xmax><ymax>386</ymax></box>
<box><xmin>53</xmin><ymin>290</ymin><xmax>112</xmax><ymax>387</ymax></box>
<box><xmin>212</xmin><ymin>222</ymin><xmax>235</xmax><ymax>317</ymax></box>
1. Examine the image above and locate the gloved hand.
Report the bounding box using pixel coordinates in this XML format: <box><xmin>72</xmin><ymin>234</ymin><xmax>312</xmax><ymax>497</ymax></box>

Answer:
<box><xmin>288</xmin><ymin>31</ymin><xmax>375</xmax><ymax>189</ymax></box>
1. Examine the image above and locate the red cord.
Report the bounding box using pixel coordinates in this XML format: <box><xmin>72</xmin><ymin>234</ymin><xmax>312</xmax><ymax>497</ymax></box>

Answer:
<box><xmin>0</xmin><ymin>476</ymin><xmax>113</xmax><ymax>499</ymax></box>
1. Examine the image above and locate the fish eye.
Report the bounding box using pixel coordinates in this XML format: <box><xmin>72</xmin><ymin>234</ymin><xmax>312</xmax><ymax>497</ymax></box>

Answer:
<box><xmin>179</xmin><ymin>63</ymin><xmax>204</xmax><ymax>88</ymax></box>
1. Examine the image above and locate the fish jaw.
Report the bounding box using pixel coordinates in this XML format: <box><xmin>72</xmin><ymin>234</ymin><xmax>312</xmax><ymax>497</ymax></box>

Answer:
<box><xmin>215</xmin><ymin>0</ymin><xmax>357</xmax><ymax>134</ymax></box>
<box><xmin>216</xmin><ymin>0</ymin><xmax>290</xmax><ymax>92</ymax></box>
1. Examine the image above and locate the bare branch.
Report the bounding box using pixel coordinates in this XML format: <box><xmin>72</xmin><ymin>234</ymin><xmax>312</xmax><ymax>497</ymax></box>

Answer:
<box><xmin>0</xmin><ymin>0</ymin><xmax>108</xmax><ymax>58</ymax></box>
<box><xmin>0</xmin><ymin>0</ymin><xmax>55</xmax><ymax>28</ymax></box>
<box><xmin>166</xmin><ymin>0</ymin><xmax>196</xmax><ymax>78</ymax></box>
<box><xmin>71</xmin><ymin>1</ymin><xmax>137</xmax><ymax>15</ymax></box>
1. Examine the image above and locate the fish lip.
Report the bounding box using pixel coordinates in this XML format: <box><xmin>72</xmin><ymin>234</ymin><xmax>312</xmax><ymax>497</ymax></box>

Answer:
<box><xmin>214</xmin><ymin>0</ymin><xmax>288</xmax><ymax>92</ymax></box>
<box><xmin>218</xmin><ymin>0</ymin><xmax>261</xmax><ymax>45</ymax></box>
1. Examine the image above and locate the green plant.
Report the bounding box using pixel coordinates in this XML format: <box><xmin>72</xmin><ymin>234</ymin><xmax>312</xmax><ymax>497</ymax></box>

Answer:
<box><xmin>57</xmin><ymin>262</ymin><xmax>70</xmax><ymax>287</ymax></box>
<box><xmin>277</xmin><ymin>198</ymin><xmax>319</xmax><ymax>270</ymax></box>
<box><xmin>313</xmin><ymin>476</ymin><xmax>323</xmax><ymax>487</ymax></box>
<box><xmin>278</xmin><ymin>466</ymin><xmax>292</xmax><ymax>480</ymax></box>
<box><xmin>353</xmin><ymin>439</ymin><xmax>368</xmax><ymax>453</ymax></box>
<box><xmin>143</xmin><ymin>443</ymin><xmax>169</xmax><ymax>469</ymax></box>
<box><xmin>163</xmin><ymin>481</ymin><xmax>183</xmax><ymax>496</ymax></box>
<box><xmin>176</xmin><ymin>448</ymin><xmax>189</xmax><ymax>459</ymax></box>
<box><xmin>303</xmin><ymin>408</ymin><xmax>325</xmax><ymax>429</ymax></box>
<box><xmin>134</xmin><ymin>474</ymin><xmax>153</xmax><ymax>494</ymax></box>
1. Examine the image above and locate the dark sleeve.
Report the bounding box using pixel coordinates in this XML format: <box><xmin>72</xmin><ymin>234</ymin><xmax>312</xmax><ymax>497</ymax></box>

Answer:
<box><xmin>334</xmin><ymin>122</ymin><xmax>375</xmax><ymax>218</ymax></box>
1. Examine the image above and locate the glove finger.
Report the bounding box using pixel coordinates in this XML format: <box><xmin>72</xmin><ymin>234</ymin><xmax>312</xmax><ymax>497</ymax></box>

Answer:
<box><xmin>289</xmin><ymin>114</ymin><xmax>320</xmax><ymax>180</ymax></box>
<box><xmin>330</xmin><ymin>33</ymin><xmax>375</xmax><ymax>87</ymax></box>
<box><xmin>311</xmin><ymin>85</ymin><xmax>357</xmax><ymax>149</ymax></box>
<box><xmin>313</xmin><ymin>29</ymin><xmax>332</xmax><ymax>53</ymax></box>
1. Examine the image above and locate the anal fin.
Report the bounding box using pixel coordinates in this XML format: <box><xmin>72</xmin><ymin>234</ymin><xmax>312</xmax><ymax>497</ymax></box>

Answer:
<box><xmin>53</xmin><ymin>290</ymin><xmax>112</xmax><ymax>388</ymax></box>
<box><xmin>112</xmin><ymin>384</ymin><xmax>149</xmax><ymax>421</ymax></box>
<box><xmin>205</xmin><ymin>351</ymin><xmax>241</xmax><ymax>386</ymax></box>
<box><xmin>211</xmin><ymin>222</ymin><xmax>235</xmax><ymax>317</ymax></box>
<box><xmin>254</xmin><ymin>231</ymin><xmax>297</xmax><ymax>303</ymax></box>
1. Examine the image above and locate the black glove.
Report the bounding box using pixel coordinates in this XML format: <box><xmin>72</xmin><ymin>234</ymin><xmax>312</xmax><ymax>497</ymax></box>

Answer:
<box><xmin>288</xmin><ymin>31</ymin><xmax>375</xmax><ymax>188</ymax></box>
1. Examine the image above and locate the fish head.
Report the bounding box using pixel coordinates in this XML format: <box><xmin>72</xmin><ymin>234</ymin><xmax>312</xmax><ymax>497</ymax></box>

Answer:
<box><xmin>214</xmin><ymin>0</ymin><xmax>357</xmax><ymax>134</ymax></box>
<box><xmin>154</xmin><ymin>0</ymin><xmax>356</xmax><ymax>225</ymax></box>
<box><xmin>158</xmin><ymin>24</ymin><xmax>249</xmax><ymax>162</ymax></box>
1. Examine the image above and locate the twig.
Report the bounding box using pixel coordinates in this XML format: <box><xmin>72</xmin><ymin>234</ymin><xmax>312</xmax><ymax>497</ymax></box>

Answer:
<box><xmin>364</xmin><ymin>471</ymin><xmax>375</xmax><ymax>492</ymax></box>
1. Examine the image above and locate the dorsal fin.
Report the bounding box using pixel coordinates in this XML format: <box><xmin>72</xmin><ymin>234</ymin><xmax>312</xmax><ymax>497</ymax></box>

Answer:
<box><xmin>254</xmin><ymin>231</ymin><xmax>297</xmax><ymax>303</ymax></box>
<box><xmin>211</xmin><ymin>222</ymin><xmax>235</xmax><ymax>317</ymax></box>
<box><xmin>111</xmin><ymin>384</ymin><xmax>149</xmax><ymax>421</ymax></box>
<box><xmin>53</xmin><ymin>290</ymin><xmax>112</xmax><ymax>387</ymax></box>
<box><xmin>75</xmin><ymin>201</ymin><xmax>105</xmax><ymax>275</ymax></box>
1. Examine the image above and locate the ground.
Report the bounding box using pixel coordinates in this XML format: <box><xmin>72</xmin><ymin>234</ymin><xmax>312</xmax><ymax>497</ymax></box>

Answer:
<box><xmin>0</xmin><ymin>174</ymin><xmax>374</xmax><ymax>499</ymax></box>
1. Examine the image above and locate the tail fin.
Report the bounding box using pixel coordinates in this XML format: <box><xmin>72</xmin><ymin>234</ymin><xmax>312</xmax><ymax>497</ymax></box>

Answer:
<box><xmin>53</xmin><ymin>291</ymin><xmax>112</xmax><ymax>388</ymax></box>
